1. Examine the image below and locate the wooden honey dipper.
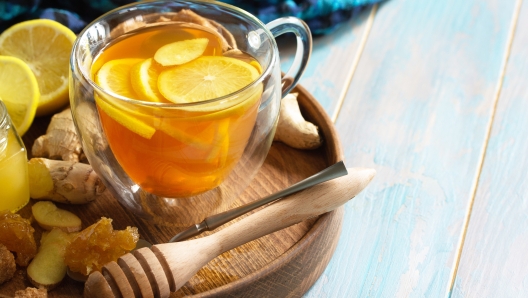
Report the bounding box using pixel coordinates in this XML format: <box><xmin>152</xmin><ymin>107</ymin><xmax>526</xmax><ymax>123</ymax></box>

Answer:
<box><xmin>84</xmin><ymin>167</ymin><xmax>376</xmax><ymax>298</ymax></box>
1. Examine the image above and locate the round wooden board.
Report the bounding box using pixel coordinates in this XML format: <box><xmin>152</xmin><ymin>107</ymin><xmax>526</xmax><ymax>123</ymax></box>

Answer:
<box><xmin>0</xmin><ymin>84</ymin><xmax>344</xmax><ymax>297</ymax></box>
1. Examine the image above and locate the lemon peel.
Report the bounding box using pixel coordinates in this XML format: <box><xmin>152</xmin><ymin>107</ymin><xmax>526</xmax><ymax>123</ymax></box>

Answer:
<box><xmin>130</xmin><ymin>58</ymin><xmax>167</xmax><ymax>102</ymax></box>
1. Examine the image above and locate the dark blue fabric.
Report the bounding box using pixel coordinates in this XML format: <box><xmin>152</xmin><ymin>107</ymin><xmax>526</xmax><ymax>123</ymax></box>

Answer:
<box><xmin>0</xmin><ymin>0</ymin><xmax>384</xmax><ymax>35</ymax></box>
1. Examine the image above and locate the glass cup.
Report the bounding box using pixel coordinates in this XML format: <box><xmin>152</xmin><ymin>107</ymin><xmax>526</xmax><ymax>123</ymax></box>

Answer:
<box><xmin>70</xmin><ymin>0</ymin><xmax>312</xmax><ymax>226</ymax></box>
<box><xmin>0</xmin><ymin>101</ymin><xmax>30</xmax><ymax>212</ymax></box>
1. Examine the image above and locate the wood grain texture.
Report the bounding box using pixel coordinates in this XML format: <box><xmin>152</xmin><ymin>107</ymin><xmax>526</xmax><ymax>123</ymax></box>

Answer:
<box><xmin>0</xmin><ymin>86</ymin><xmax>343</xmax><ymax>297</ymax></box>
<box><xmin>452</xmin><ymin>0</ymin><xmax>528</xmax><ymax>296</ymax></box>
<box><xmin>304</xmin><ymin>0</ymin><xmax>519</xmax><ymax>296</ymax></box>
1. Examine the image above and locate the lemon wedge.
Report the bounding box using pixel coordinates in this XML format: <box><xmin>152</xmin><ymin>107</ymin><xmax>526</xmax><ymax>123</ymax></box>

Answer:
<box><xmin>0</xmin><ymin>56</ymin><xmax>39</xmax><ymax>136</ymax></box>
<box><xmin>154</xmin><ymin>38</ymin><xmax>209</xmax><ymax>66</ymax></box>
<box><xmin>130</xmin><ymin>58</ymin><xmax>167</xmax><ymax>102</ymax></box>
<box><xmin>95</xmin><ymin>58</ymin><xmax>155</xmax><ymax>139</ymax></box>
<box><xmin>158</xmin><ymin>56</ymin><xmax>259</xmax><ymax>104</ymax></box>
<box><xmin>0</xmin><ymin>19</ymin><xmax>76</xmax><ymax>116</ymax></box>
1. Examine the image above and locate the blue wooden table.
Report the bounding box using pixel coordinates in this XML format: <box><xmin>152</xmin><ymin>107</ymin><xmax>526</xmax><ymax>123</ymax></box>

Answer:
<box><xmin>278</xmin><ymin>0</ymin><xmax>528</xmax><ymax>296</ymax></box>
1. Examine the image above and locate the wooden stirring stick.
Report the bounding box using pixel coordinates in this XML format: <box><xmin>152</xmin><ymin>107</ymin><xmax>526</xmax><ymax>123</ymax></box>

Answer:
<box><xmin>85</xmin><ymin>167</ymin><xmax>376</xmax><ymax>298</ymax></box>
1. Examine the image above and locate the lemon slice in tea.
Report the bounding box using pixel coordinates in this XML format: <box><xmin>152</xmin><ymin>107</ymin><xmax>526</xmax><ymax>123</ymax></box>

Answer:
<box><xmin>130</xmin><ymin>58</ymin><xmax>167</xmax><ymax>102</ymax></box>
<box><xmin>158</xmin><ymin>56</ymin><xmax>260</xmax><ymax>104</ymax></box>
<box><xmin>95</xmin><ymin>58</ymin><xmax>155</xmax><ymax>139</ymax></box>
<box><xmin>0</xmin><ymin>19</ymin><xmax>76</xmax><ymax>116</ymax></box>
<box><xmin>0</xmin><ymin>56</ymin><xmax>39</xmax><ymax>136</ymax></box>
<box><xmin>96</xmin><ymin>58</ymin><xmax>143</xmax><ymax>99</ymax></box>
<box><xmin>154</xmin><ymin>38</ymin><xmax>209</xmax><ymax>66</ymax></box>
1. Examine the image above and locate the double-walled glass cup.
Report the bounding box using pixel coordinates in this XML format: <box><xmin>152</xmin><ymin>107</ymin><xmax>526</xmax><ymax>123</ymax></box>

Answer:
<box><xmin>70</xmin><ymin>0</ymin><xmax>311</xmax><ymax>226</ymax></box>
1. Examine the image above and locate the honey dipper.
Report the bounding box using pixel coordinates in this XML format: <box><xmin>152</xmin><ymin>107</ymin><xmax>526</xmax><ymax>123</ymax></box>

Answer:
<box><xmin>84</xmin><ymin>167</ymin><xmax>376</xmax><ymax>298</ymax></box>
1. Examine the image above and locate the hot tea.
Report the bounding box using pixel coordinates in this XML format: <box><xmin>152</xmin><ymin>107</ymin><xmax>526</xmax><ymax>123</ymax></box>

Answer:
<box><xmin>92</xmin><ymin>22</ymin><xmax>263</xmax><ymax>197</ymax></box>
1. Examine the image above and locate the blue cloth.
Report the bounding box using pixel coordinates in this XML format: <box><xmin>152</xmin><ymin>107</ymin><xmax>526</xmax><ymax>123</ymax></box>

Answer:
<box><xmin>0</xmin><ymin>0</ymin><xmax>384</xmax><ymax>35</ymax></box>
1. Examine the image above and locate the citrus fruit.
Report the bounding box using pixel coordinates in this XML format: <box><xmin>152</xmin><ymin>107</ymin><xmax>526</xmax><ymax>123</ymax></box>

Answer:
<box><xmin>158</xmin><ymin>56</ymin><xmax>260</xmax><ymax>104</ymax></box>
<box><xmin>0</xmin><ymin>19</ymin><xmax>76</xmax><ymax>116</ymax></box>
<box><xmin>0</xmin><ymin>55</ymin><xmax>39</xmax><ymax>136</ymax></box>
<box><xmin>94</xmin><ymin>95</ymin><xmax>155</xmax><ymax>139</ymax></box>
<box><xmin>95</xmin><ymin>58</ymin><xmax>155</xmax><ymax>139</ymax></box>
<box><xmin>130</xmin><ymin>58</ymin><xmax>167</xmax><ymax>102</ymax></box>
<box><xmin>95</xmin><ymin>58</ymin><xmax>142</xmax><ymax>99</ymax></box>
<box><xmin>154</xmin><ymin>38</ymin><xmax>209</xmax><ymax>66</ymax></box>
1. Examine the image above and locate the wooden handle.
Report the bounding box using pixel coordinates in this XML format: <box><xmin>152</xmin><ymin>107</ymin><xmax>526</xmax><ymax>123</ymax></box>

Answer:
<box><xmin>212</xmin><ymin>167</ymin><xmax>375</xmax><ymax>253</ymax></box>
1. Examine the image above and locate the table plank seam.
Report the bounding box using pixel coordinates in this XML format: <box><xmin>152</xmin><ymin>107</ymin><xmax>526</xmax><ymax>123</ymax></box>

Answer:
<box><xmin>331</xmin><ymin>4</ymin><xmax>379</xmax><ymax>123</ymax></box>
<box><xmin>446</xmin><ymin>0</ymin><xmax>524</xmax><ymax>295</ymax></box>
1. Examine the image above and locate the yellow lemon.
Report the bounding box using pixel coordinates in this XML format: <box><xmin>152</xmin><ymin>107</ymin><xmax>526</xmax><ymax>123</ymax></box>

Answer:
<box><xmin>158</xmin><ymin>56</ymin><xmax>260</xmax><ymax>104</ymax></box>
<box><xmin>0</xmin><ymin>56</ymin><xmax>39</xmax><ymax>136</ymax></box>
<box><xmin>154</xmin><ymin>38</ymin><xmax>209</xmax><ymax>66</ymax></box>
<box><xmin>0</xmin><ymin>19</ymin><xmax>76</xmax><ymax>116</ymax></box>
<box><xmin>95</xmin><ymin>58</ymin><xmax>155</xmax><ymax>139</ymax></box>
<box><xmin>130</xmin><ymin>58</ymin><xmax>167</xmax><ymax>102</ymax></box>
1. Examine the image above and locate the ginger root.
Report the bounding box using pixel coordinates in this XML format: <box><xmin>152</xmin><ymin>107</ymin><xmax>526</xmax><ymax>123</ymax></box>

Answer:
<box><xmin>14</xmin><ymin>287</ymin><xmax>48</xmax><ymax>298</ymax></box>
<box><xmin>32</xmin><ymin>108</ymin><xmax>82</xmax><ymax>162</ymax></box>
<box><xmin>0</xmin><ymin>243</ymin><xmax>16</xmax><ymax>285</ymax></box>
<box><xmin>32</xmin><ymin>201</ymin><xmax>82</xmax><ymax>232</ymax></box>
<box><xmin>273</xmin><ymin>93</ymin><xmax>323</xmax><ymax>149</ymax></box>
<box><xmin>27</xmin><ymin>228</ymin><xmax>75</xmax><ymax>290</ymax></box>
<box><xmin>28</xmin><ymin>158</ymin><xmax>109</xmax><ymax>204</ymax></box>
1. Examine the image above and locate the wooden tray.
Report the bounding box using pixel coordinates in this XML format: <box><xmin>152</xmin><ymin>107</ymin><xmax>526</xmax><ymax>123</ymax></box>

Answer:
<box><xmin>0</xmin><ymin>84</ymin><xmax>344</xmax><ymax>297</ymax></box>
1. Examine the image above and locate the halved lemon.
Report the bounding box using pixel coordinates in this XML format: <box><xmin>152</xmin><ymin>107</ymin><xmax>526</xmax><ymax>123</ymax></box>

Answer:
<box><xmin>0</xmin><ymin>56</ymin><xmax>39</xmax><ymax>136</ymax></box>
<box><xmin>158</xmin><ymin>56</ymin><xmax>260</xmax><ymax>104</ymax></box>
<box><xmin>0</xmin><ymin>19</ymin><xmax>76</xmax><ymax>116</ymax></box>
<box><xmin>95</xmin><ymin>58</ymin><xmax>155</xmax><ymax>139</ymax></box>
<box><xmin>154</xmin><ymin>38</ymin><xmax>209</xmax><ymax>66</ymax></box>
<box><xmin>130</xmin><ymin>58</ymin><xmax>167</xmax><ymax>102</ymax></box>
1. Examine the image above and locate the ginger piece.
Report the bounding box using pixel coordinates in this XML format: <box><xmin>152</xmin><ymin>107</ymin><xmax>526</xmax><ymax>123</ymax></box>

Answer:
<box><xmin>27</xmin><ymin>229</ymin><xmax>75</xmax><ymax>290</ymax></box>
<box><xmin>273</xmin><ymin>93</ymin><xmax>323</xmax><ymax>149</ymax></box>
<box><xmin>32</xmin><ymin>108</ymin><xmax>82</xmax><ymax>162</ymax></box>
<box><xmin>32</xmin><ymin>201</ymin><xmax>82</xmax><ymax>232</ymax></box>
<box><xmin>65</xmin><ymin>217</ymin><xmax>139</xmax><ymax>276</ymax></box>
<box><xmin>0</xmin><ymin>210</ymin><xmax>37</xmax><ymax>266</ymax></box>
<box><xmin>14</xmin><ymin>287</ymin><xmax>48</xmax><ymax>298</ymax></box>
<box><xmin>28</xmin><ymin>158</ymin><xmax>109</xmax><ymax>204</ymax></box>
<box><xmin>0</xmin><ymin>243</ymin><xmax>16</xmax><ymax>284</ymax></box>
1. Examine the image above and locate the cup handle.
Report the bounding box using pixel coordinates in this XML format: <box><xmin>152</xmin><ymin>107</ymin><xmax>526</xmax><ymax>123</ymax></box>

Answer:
<box><xmin>266</xmin><ymin>17</ymin><xmax>312</xmax><ymax>98</ymax></box>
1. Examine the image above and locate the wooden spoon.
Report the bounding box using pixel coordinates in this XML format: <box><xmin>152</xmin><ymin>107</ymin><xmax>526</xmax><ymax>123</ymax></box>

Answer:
<box><xmin>84</xmin><ymin>167</ymin><xmax>376</xmax><ymax>297</ymax></box>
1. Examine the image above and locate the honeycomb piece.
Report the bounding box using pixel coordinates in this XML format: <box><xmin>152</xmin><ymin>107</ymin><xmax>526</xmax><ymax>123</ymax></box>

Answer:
<box><xmin>65</xmin><ymin>217</ymin><xmax>139</xmax><ymax>276</ymax></box>
<box><xmin>0</xmin><ymin>210</ymin><xmax>37</xmax><ymax>266</ymax></box>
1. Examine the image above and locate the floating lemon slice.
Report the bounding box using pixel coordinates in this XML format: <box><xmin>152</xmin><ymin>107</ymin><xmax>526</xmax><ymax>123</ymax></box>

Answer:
<box><xmin>0</xmin><ymin>56</ymin><xmax>39</xmax><ymax>136</ymax></box>
<box><xmin>94</xmin><ymin>95</ymin><xmax>155</xmax><ymax>139</ymax></box>
<box><xmin>95</xmin><ymin>58</ymin><xmax>142</xmax><ymax>99</ymax></box>
<box><xmin>154</xmin><ymin>38</ymin><xmax>209</xmax><ymax>66</ymax></box>
<box><xmin>130</xmin><ymin>58</ymin><xmax>167</xmax><ymax>102</ymax></box>
<box><xmin>158</xmin><ymin>56</ymin><xmax>260</xmax><ymax>104</ymax></box>
<box><xmin>95</xmin><ymin>58</ymin><xmax>155</xmax><ymax>139</ymax></box>
<box><xmin>0</xmin><ymin>19</ymin><xmax>76</xmax><ymax>116</ymax></box>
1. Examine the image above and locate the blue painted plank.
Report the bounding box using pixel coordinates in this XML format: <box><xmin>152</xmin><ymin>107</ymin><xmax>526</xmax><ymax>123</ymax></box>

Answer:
<box><xmin>452</xmin><ymin>1</ymin><xmax>528</xmax><ymax>296</ymax></box>
<box><xmin>304</xmin><ymin>0</ymin><xmax>518</xmax><ymax>296</ymax></box>
<box><xmin>277</xmin><ymin>11</ymin><xmax>371</xmax><ymax>114</ymax></box>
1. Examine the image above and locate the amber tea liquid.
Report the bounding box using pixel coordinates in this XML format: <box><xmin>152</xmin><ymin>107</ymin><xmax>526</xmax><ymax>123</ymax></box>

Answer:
<box><xmin>93</xmin><ymin>23</ymin><xmax>262</xmax><ymax>197</ymax></box>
